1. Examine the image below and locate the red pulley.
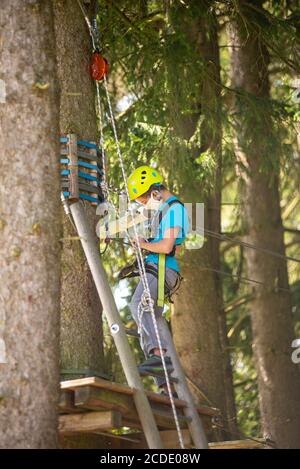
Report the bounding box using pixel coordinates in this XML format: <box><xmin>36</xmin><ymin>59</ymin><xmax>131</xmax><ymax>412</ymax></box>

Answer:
<box><xmin>89</xmin><ymin>51</ymin><xmax>109</xmax><ymax>81</ymax></box>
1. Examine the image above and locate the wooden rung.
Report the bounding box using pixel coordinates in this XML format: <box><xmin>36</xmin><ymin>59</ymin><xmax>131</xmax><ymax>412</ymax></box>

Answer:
<box><xmin>61</xmin><ymin>148</ymin><xmax>100</xmax><ymax>163</ymax></box>
<box><xmin>59</xmin><ymin>411</ymin><xmax>122</xmax><ymax>435</ymax></box>
<box><xmin>67</xmin><ymin>133</ymin><xmax>79</xmax><ymax>200</ymax></box>
<box><xmin>77</xmin><ymin>183</ymin><xmax>102</xmax><ymax>195</ymax></box>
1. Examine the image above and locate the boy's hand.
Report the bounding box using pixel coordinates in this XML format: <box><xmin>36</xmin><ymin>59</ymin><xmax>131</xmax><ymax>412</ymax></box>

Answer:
<box><xmin>133</xmin><ymin>236</ymin><xmax>148</xmax><ymax>249</ymax></box>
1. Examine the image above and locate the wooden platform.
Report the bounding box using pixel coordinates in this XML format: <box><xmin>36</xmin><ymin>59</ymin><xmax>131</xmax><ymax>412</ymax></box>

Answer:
<box><xmin>59</xmin><ymin>376</ymin><xmax>218</xmax><ymax>448</ymax></box>
<box><xmin>59</xmin><ymin>377</ymin><xmax>267</xmax><ymax>449</ymax></box>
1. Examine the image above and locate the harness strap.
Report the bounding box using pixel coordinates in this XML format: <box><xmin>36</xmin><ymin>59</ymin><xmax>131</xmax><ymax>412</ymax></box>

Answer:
<box><xmin>148</xmin><ymin>199</ymin><xmax>185</xmax><ymax>257</ymax></box>
<box><xmin>157</xmin><ymin>253</ymin><xmax>166</xmax><ymax>308</ymax></box>
<box><xmin>118</xmin><ymin>260</ymin><xmax>182</xmax><ymax>304</ymax></box>
<box><xmin>155</xmin><ymin>199</ymin><xmax>184</xmax><ymax>306</ymax></box>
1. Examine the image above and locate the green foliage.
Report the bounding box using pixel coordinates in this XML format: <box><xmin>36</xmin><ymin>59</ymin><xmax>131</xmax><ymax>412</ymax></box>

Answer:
<box><xmin>233</xmin><ymin>353</ymin><xmax>261</xmax><ymax>437</ymax></box>
<box><xmin>96</xmin><ymin>0</ymin><xmax>300</xmax><ymax>439</ymax></box>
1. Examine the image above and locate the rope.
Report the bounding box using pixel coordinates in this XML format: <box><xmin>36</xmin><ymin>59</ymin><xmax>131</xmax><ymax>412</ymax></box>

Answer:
<box><xmin>184</xmin><ymin>374</ymin><xmax>275</xmax><ymax>448</ymax></box>
<box><xmin>76</xmin><ymin>0</ymin><xmax>97</xmax><ymax>46</ymax></box>
<box><xmin>99</xmin><ymin>223</ymin><xmax>300</xmax><ymax>266</ymax></box>
<box><xmin>212</xmin><ymin>418</ymin><xmax>275</xmax><ymax>448</ymax></box>
<box><xmin>203</xmin><ymin>227</ymin><xmax>300</xmax><ymax>264</ymax></box>
<box><xmin>95</xmin><ymin>80</ymin><xmax>111</xmax><ymax>201</ymax></box>
<box><xmin>111</xmin><ymin>238</ymin><xmax>292</xmax><ymax>294</ymax></box>
<box><xmin>75</xmin><ymin>0</ymin><xmax>185</xmax><ymax>448</ymax></box>
<box><xmin>193</xmin><ymin>266</ymin><xmax>292</xmax><ymax>293</ymax></box>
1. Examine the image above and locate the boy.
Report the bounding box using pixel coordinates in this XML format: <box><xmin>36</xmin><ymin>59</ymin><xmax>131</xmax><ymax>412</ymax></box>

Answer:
<box><xmin>127</xmin><ymin>165</ymin><xmax>189</xmax><ymax>397</ymax></box>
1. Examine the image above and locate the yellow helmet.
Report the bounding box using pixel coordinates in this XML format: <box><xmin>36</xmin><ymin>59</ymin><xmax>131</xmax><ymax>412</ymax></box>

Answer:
<box><xmin>127</xmin><ymin>165</ymin><xmax>163</xmax><ymax>200</ymax></box>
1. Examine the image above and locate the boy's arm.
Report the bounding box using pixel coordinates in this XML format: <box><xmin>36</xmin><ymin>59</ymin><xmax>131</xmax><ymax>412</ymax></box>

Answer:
<box><xmin>136</xmin><ymin>227</ymin><xmax>180</xmax><ymax>254</ymax></box>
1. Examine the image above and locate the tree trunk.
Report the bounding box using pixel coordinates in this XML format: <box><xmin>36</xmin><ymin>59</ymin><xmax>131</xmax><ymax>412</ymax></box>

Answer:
<box><xmin>229</xmin><ymin>0</ymin><xmax>300</xmax><ymax>448</ymax></box>
<box><xmin>0</xmin><ymin>0</ymin><xmax>61</xmax><ymax>448</ymax></box>
<box><xmin>53</xmin><ymin>0</ymin><xmax>104</xmax><ymax>378</ymax></box>
<box><xmin>166</xmin><ymin>1</ymin><xmax>237</xmax><ymax>439</ymax></box>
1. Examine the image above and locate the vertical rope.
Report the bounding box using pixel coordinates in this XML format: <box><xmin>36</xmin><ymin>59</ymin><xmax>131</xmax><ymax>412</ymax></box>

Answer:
<box><xmin>95</xmin><ymin>82</ymin><xmax>108</xmax><ymax>198</ymax></box>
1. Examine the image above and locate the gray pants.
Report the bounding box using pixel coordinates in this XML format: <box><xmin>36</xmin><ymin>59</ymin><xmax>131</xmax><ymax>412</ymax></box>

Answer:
<box><xmin>129</xmin><ymin>262</ymin><xmax>179</xmax><ymax>387</ymax></box>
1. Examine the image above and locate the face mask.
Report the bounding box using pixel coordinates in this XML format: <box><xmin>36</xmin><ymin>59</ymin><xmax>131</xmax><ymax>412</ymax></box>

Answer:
<box><xmin>135</xmin><ymin>200</ymin><xmax>144</xmax><ymax>207</ymax></box>
<box><xmin>144</xmin><ymin>193</ymin><xmax>162</xmax><ymax>211</ymax></box>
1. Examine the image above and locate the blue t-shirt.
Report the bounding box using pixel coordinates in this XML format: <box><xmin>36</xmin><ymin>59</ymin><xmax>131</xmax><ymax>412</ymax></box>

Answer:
<box><xmin>145</xmin><ymin>196</ymin><xmax>189</xmax><ymax>272</ymax></box>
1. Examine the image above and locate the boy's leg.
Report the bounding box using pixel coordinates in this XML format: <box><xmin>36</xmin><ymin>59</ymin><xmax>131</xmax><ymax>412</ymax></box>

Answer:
<box><xmin>129</xmin><ymin>278</ymin><xmax>150</xmax><ymax>357</ymax></box>
<box><xmin>130</xmin><ymin>272</ymin><xmax>170</xmax><ymax>357</ymax></box>
<box><xmin>129</xmin><ymin>269</ymin><xmax>178</xmax><ymax>394</ymax></box>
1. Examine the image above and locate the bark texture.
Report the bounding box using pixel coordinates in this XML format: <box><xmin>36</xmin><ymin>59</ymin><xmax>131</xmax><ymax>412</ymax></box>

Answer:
<box><xmin>53</xmin><ymin>0</ymin><xmax>104</xmax><ymax>376</ymax></box>
<box><xmin>230</xmin><ymin>0</ymin><xmax>300</xmax><ymax>448</ymax></box>
<box><xmin>0</xmin><ymin>0</ymin><xmax>61</xmax><ymax>448</ymax></box>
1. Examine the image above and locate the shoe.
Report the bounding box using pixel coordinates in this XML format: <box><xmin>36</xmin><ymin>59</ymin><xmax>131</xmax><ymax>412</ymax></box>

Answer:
<box><xmin>160</xmin><ymin>389</ymin><xmax>179</xmax><ymax>399</ymax></box>
<box><xmin>138</xmin><ymin>355</ymin><xmax>173</xmax><ymax>375</ymax></box>
<box><xmin>139</xmin><ymin>369</ymin><xmax>177</xmax><ymax>383</ymax></box>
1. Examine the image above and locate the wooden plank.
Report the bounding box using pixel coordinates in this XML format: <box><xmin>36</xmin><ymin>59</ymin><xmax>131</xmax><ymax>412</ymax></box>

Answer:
<box><xmin>208</xmin><ymin>439</ymin><xmax>266</xmax><ymax>449</ymax></box>
<box><xmin>60</xmin><ymin>376</ymin><xmax>219</xmax><ymax>416</ymax></box>
<box><xmin>61</xmin><ymin>377</ymin><xmax>186</xmax><ymax>407</ymax></box>
<box><xmin>73</xmin><ymin>385</ymin><xmax>191</xmax><ymax>431</ymax></box>
<box><xmin>74</xmin><ymin>385</ymin><xmax>134</xmax><ymax>415</ymax></box>
<box><xmin>61</xmin><ymin>376</ymin><xmax>134</xmax><ymax>396</ymax></box>
<box><xmin>122</xmin><ymin>412</ymin><xmax>191</xmax><ymax>431</ymax></box>
<box><xmin>59</xmin><ymin>411</ymin><xmax>122</xmax><ymax>435</ymax></box>
<box><xmin>67</xmin><ymin>133</ymin><xmax>79</xmax><ymax>200</ymax></box>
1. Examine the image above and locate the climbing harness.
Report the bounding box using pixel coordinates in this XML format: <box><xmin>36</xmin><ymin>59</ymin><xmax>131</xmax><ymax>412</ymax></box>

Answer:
<box><xmin>118</xmin><ymin>259</ymin><xmax>183</xmax><ymax>304</ymax></box>
<box><xmin>148</xmin><ymin>198</ymin><xmax>185</xmax><ymax>307</ymax></box>
<box><xmin>118</xmin><ymin>197</ymin><xmax>186</xmax><ymax>307</ymax></box>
